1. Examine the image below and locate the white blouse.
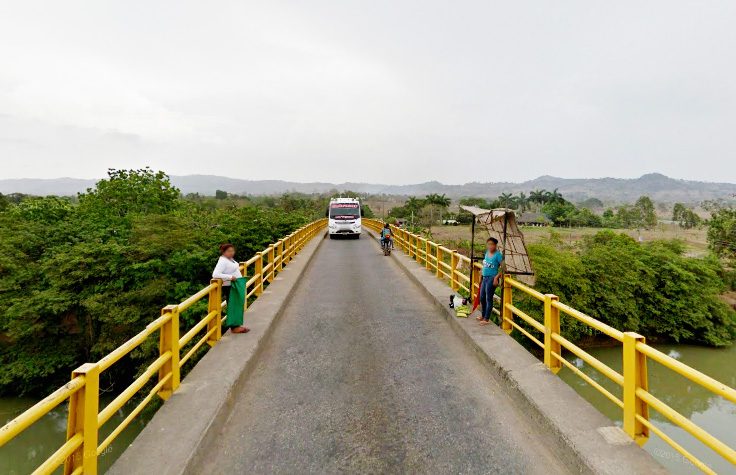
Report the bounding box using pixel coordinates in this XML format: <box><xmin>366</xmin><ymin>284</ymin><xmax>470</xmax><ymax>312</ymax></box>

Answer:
<box><xmin>212</xmin><ymin>256</ymin><xmax>242</xmax><ymax>286</ymax></box>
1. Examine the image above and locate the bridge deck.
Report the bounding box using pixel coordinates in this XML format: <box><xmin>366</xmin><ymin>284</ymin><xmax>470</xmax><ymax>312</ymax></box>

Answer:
<box><xmin>194</xmin><ymin>235</ymin><xmax>570</xmax><ymax>474</ymax></box>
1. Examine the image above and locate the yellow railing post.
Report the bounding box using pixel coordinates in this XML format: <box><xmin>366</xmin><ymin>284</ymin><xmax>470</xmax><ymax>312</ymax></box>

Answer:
<box><xmin>543</xmin><ymin>295</ymin><xmax>561</xmax><ymax>374</ymax></box>
<box><xmin>64</xmin><ymin>363</ymin><xmax>99</xmax><ymax>475</ymax></box>
<box><xmin>157</xmin><ymin>305</ymin><xmax>180</xmax><ymax>400</ymax></box>
<box><xmin>623</xmin><ymin>332</ymin><xmax>649</xmax><ymax>445</ymax></box>
<box><xmin>267</xmin><ymin>245</ymin><xmax>275</xmax><ymax>282</ymax></box>
<box><xmin>277</xmin><ymin>240</ymin><xmax>284</xmax><ymax>272</ymax></box>
<box><xmin>471</xmin><ymin>264</ymin><xmax>482</xmax><ymax>305</ymax></box>
<box><xmin>425</xmin><ymin>240</ymin><xmax>431</xmax><ymax>270</ymax></box>
<box><xmin>285</xmin><ymin>235</ymin><xmax>292</xmax><ymax>264</ymax></box>
<box><xmin>415</xmin><ymin>237</ymin><xmax>422</xmax><ymax>264</ymax></box>
<box><xmin>436</xmin><ymin>246</ymin><xmax>442</xmax><ymax>278</ymax></box>
<box><xmin>255</xmin><ymin>252</ymin><xmax>264</xmax><ymax>295</ymax></box>
<box><xmin>450</xmin><ymin>252</ymin><xmax>459</xmax><ymax>290</ymax></box>
<box><xmin>501</xmin><ymin>275</ymin><xmax>513</xmax><ymax>333</ymax></box>
<box><xmin>240</xmin><ymin>262</ymin><xmax>248</xmax><ymax>311</ymax></box>
<box><xmin>207</xmin><ymin>279</ymin><xmax>222</xmax><ymax>345</ymax></box>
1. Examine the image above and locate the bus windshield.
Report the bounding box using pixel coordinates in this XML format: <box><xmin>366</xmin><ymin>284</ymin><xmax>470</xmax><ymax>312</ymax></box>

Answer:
<box><xmin>330</xmin><ymin>203</ymin><xmax>360</xmax><ymax>219</ymax></box>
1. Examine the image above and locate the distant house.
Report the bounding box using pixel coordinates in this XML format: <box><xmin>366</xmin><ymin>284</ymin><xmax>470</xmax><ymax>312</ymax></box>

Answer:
<box><xmin>517</xmin><ymin>212</ymin><xmax>551</xmax><ymax>227</ymax></box>
<box><xmin>442</xmin><ymin>219</ymin><xmax>459</xmax><ymax>226</ymax></box>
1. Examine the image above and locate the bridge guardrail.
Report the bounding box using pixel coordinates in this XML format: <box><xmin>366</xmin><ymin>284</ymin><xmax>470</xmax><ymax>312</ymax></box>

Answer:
<box><xmin>0</xmin><ymin>219</ymin><xmax>326</xmax><ymax>475</ymax></box>
<box><xmin>364</xmin><ymin>219</ymin><xmax>736</xmax><ymax>474</ymax></box>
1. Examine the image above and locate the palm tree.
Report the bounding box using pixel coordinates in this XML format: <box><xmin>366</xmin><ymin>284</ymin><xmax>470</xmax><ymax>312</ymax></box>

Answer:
<box><xmin>516</xmin><ymin>192</ymin><xmax>528</xmax><ymax>212</ymax></box>
<box><xmin>499</xmin><ymin>192</ymin><xmax>514</xmax><ymax>208</ymax></box>
<box><xmin>549</xmin><ymin>188</ymin><xmax>564</xmax><ymax>203</ymax></box>
<box><xmin>406</xmin><ymin>196</ymin><xmax>424</xmax><ymax>213</ymax></box>
<box><xmin>435</xmin><ymin>193</ymin><xmax>451</xmax><ymax>223</ymax></box>
<box><xmin>529</xmin><ymin>189</ymin><xmax>544</xmax><ymax>204</ymax></box>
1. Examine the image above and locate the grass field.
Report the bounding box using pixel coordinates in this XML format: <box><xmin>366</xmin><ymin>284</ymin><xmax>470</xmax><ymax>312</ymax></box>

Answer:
<box><xmin>429</xmin><ymin>222</ymin><xmax>710</xmax><ymax>257</ymax></box>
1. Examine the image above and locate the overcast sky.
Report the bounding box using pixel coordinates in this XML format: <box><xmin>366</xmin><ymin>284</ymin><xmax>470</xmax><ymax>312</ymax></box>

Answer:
<box><xmin>1</xmin><ymin>1</ymin><xmax>735</xmax><ymax>184</ymax></box>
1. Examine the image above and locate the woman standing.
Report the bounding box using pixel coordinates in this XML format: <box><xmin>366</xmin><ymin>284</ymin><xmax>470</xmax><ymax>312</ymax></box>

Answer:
<box><xmin>212</xmin><ymin>243</ymin><xmax>249</xmax><ymax>334</ymax></box>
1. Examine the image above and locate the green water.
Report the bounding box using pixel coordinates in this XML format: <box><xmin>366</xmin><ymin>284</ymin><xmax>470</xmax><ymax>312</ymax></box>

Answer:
<box><xmin>558</xmin><ymin>344</ymin><xmax>736</xmax><ymax>474</ymax></box>
<box><xmin>1</xmin><ymin>345</ymin><xmax>733</xmax><ymax>474</ymax></box>
<box><xmin>0</xmin><ymin>397</ymin><xmax>148</xmax><ymax>474</ymax></box>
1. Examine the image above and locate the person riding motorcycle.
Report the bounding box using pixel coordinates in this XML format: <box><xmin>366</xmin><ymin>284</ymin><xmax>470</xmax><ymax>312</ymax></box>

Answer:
<box><xmin>380</xmin><ymin>223</ymin><xmax>393</xmax><ymax>249</ymax></box>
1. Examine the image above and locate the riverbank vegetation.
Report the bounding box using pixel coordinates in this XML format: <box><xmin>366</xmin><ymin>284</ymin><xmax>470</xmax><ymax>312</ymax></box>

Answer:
<box><xmin>1</xmin><ymin>174</ymin><xmax>734</xmax><ymax>393</ymax></box>
<box><xmin>386</xmin><ymin>192</ymin><xmax>736</xmax><ymax>347</ymax></box>
<box><xmin>0</xmin><ymin>169</ymin><xmax>331</xmax><ymax>395</ymax></box>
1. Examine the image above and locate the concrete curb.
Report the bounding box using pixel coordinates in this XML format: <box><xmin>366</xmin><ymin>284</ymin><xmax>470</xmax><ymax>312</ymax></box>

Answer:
<box><xmin>108</xmin><ymin>233</ymin><xmax>327</xmax><ymax>475</ymax></box>
<box><xmin>366</xmin><ymin>230</ymin><xmax>666</xmax><ymax>475</ymax></box>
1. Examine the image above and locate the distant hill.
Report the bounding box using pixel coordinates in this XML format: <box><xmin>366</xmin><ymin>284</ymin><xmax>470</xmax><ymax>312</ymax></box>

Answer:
<box><xmin>1</xmin><ymin>173</ymin><xmax>734</xmax><ymax>204</ymax></box>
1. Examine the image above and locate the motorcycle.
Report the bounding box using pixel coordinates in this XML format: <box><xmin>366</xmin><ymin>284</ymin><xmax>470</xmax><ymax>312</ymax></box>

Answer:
<box><xmin>381</xmin><ymin>235</ymin><xmax>392</xmax><ymax>256</ymax></box>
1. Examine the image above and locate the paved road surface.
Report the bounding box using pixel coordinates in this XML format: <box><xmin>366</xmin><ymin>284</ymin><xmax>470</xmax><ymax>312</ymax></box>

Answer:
<box><xmin>199</xmin><ymin>235</ymin><xmax>570</xmax><ymax>474</ymax></box>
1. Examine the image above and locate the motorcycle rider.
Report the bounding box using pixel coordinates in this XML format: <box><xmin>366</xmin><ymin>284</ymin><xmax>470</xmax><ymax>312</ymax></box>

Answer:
<box><xmin>380</xmin><ymin>222</ymin><xmax>393</xmax><ymax>249</ymax></box>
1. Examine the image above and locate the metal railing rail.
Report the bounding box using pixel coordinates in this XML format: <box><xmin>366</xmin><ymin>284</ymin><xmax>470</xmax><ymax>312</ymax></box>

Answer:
<box><xmin>0</xmin><ymin>219</ymin><xmax>326</xmax><ymax>474</ymax></box>
<box><xmin>364</xmin><ymin>219</ymin><xmax>735</xmax><ymax>474</ymax></box>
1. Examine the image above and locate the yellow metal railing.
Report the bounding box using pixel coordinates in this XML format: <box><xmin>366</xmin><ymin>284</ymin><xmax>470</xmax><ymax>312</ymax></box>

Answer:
<box><xmin>0</xmin><ymin>219</ymin><xmax>326</xmax><ymax>475</ymax></box>
<box><xmin>364</xmin><ymin>219</ymin><xmax>736</xmax><ymax>474</ymax></box>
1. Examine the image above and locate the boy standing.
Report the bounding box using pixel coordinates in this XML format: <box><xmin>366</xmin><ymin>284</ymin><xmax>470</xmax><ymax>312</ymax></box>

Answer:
<box><xmin>477</xmin><ymin>237</ymin><xmax>503</xmax><ymax>326</ymax></box>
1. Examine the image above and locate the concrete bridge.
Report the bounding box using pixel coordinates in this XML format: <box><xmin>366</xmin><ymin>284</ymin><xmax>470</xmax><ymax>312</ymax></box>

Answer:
<box><xmin>108</xmin><ymin>227</ymin><xmax>661</xmax><ymax>474</ymax></box>
<box><xmin>3</xmin><ymin>219</ymin><xmax>735</xmax><ymax>474</ymax></box>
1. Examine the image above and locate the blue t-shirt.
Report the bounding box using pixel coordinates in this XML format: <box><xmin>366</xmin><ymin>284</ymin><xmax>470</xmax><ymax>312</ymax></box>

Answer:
<box><xmin>482</xmin><ymin>250</ymin><xmax>503</xmax><ymax>277</ymax></box>
<box><xmin>381</xmin><ymin>227</ymin><xmax>391</xmax><ymax>238</ymax></box>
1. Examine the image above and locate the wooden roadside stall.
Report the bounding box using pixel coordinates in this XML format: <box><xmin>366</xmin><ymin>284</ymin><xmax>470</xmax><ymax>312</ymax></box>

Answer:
<box><xmin>460</xmin><ymin>206</ymin><xmax>535</xmax><ymax>318</ymax></box>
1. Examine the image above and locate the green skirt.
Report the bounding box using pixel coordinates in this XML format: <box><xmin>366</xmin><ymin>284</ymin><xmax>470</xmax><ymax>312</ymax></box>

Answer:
<box><xmin>225</xmin><ymin>277</ymin><xmax>246</xmax><ymax>328</ymax></box>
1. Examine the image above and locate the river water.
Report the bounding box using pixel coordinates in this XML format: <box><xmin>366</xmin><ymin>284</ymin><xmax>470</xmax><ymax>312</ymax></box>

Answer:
<box><xmin>558</xmin><ymin>343</ymin><xmax>736</xmax><ymax>474</ymax></box>
<box><xmin>0</xmin><ymin>397</ymin><xmax>148</xmax><ymax>474</ymax></box>
<box><xmin>1</xmin><ymin>344</ymin><xmax>734</xmax><ymax>474</ymax></box>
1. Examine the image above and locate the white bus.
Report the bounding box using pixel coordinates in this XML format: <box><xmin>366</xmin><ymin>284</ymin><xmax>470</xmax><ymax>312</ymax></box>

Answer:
<box><xmin>327</xmin><ymin>197</ymin><xmax>362</xmax><ymax>239</ymax></box>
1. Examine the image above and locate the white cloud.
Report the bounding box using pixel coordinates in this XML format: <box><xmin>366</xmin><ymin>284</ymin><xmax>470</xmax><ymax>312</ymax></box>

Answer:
<box><xmin>0</xmin><ymin>0</ymin><xmax>735</xmax><ymax>183</ymax></box>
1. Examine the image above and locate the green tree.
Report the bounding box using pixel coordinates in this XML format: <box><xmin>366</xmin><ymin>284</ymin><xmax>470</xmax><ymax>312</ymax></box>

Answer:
<box><xmin>634</xmin><ymin>196</ymin><xmax>658</xmax><ymax>229</ymax></box>
<box><xmin>0</xmin><ymin>171</ymin><xmax>314</xmax><ymax>395</ymax></box>
<box><xmin>673</xmin><ymin>203</ymin><xmax>701</xmax><ymax>229</ymax></box>
<box><xmin>707</xmin><ymin>207</ymin><xmax>736</xmax><ymax>259</ymax></box>
<box><xmin>459</xmin><ymin>197</ymin><xmax>493</xmax><ymax>209</ymax></box>
<box><xmin>542</xmin><ymin>201</ymin><xmax>576</xmax><ymax>226</ymax></box>
<box><xmin>78</xmin><ymin>168</ymin><xmax>181</xmax><ymax>220</ymax></box>
<box><xmin>579</xmin><ymin>198</ymin><xmax>604</xmax><ymax>209</ymax></box>
<box><xmin>215</xmin><ymin>189</ymin><xmax>228</xmax><ymax>199</ymax></box>
<box><xmin>499</xmin><ymin>192</ymin><xmax>514</xmax><ymax>208</ymax></box>
<box><xmin>9</xmin><ymin>196</ymin><xmax>73</xmax><ymax>223</ymax></box>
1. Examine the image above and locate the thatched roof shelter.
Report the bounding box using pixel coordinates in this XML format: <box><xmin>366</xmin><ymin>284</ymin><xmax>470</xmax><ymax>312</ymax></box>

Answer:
<box><xmin>460</xmin><ymin>206</ymin><xmax>535</xmax><ymax>284</ymax></box>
